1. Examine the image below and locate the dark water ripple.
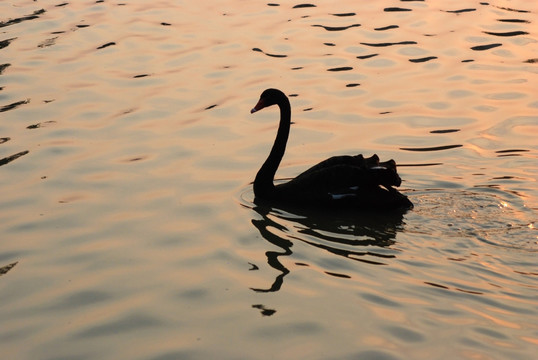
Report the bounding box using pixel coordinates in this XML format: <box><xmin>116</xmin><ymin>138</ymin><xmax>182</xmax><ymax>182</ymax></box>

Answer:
<box><xmin>331</xmin><ymin>13</ymin><xmax>356</xmax><ymax>17</ymax></box>
<box><xmin>0</xmin><ymin>8</ymin><xmax>45</xmax><ymax>28</ymax></box>
<box><xmin>312</xmin><ymin>24</ymin><xmax>361</xmax><ymax>31</ymax></box>
<box><xmin>497</xmin><ymin>19</ymin><xmax>530</xmax><ymax>23</ymax></box>
<box><xmin>0</xmin><ymin>150</ymin><xmax>29</xmax><ymax>167</ymax></box>
<box><xmin>495</xmin><ymin>6</ymin><xmax>530</xmax><ymax>13</ymax></box>
<box><xmin>409</xmin><ymin>56</ymin><xmax>438</xmax><ymax>63</ymax></box>
<box><xmin>252</xmin><ymin>47</ymin><xmax>287</xmax><ymax>58</ymax></box>
<box><xmin>400</xmin><ymin>145</ymin><xmax>463</xmax><ymax>152</ymax></box>
<box><xmin>357</xmin><ymin>54</ymin><xmax>378</xmax><ymax>59</ymax></box>
<box><xmin>483</xmin><ymin>31</ymin><xmax>529</xmax><ymax>37</ymax></box>
<box><xmin>96</xmin><ymin>42</ymin><xmax>116</xmax><ymax>50</ymax></box>
<box><xmin>0</xmin><ymin>261</ymin><xmax>18</xmax><ymax>276</ymax></box>
<box><xmin>495</xmin><ymin>149</ymin><xmax>529</xmax><ymax>157</ymax></box>
<box><xmin>361</xmin><ymin>41</ymin><xmax>417</xmax><ymax>47</ymax></box>
<box><xmin>445</xmin><ymin>8</ymin><xmax>476</xmax><ymax>14</ymax></box>
<box><xmin>0</xmin><ymin>63</ymin><xmax>10</xmax><ymax>74</ymax></box>
<box><xmin>26</xmin><ymin>121</ymin><xmax>56</xmax><ymax>129</ymax></box>
<box><xmin>384</xmin><ymin>7</ymin><xmax>412</xmax><ymax>12</ymax></box>
<box><xmin>495</xmin><ymin>149</ymin><xmax>529</xmax><ymax>153</ymax></box>
<box><xmin>471</xmin><ymin>43</ymin><xmax>502</xmax><ymax>51</ymax></box>
<box><xmin>327</xmin><ymin>66</ymin><xmax>353</xmax><ymax>72</ymax></box>
<box><xmin>375</xmin><ymin>25</ymin><xmax>399</xmax><ymax>31</ymax></box>
<box><xmin>398</xmin><ymin>162</ymin><xmax>443</xmax><ymax>167</ymax></box>
<box><xmin>0</xmin><ymin>37</ymin><xmax>17</xmax><ymax>50</ymax></box>
<box><xmin>424</xmin><ymin>281</ymin><xmax>483</xmax><ymax>294</ymax></box>
<box><xmin>430</xmin><ymin>129</ymin><xmax>460</xmax><ymax>134</ymax></box>
<box><xmin>37</xmin><ymin>37</ymin><xmax>57</xmax><ymax>48</ymax></box>
<box><xmin>0</xmin><ymin>99</ymin><xmax>30</xmax><ymax>113</ymax></box>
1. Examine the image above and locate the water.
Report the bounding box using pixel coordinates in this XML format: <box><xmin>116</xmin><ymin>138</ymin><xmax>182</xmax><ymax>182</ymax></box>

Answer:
<box><xmin>1</xmin><ymin>1</ymin><xmax>537</xmax><ymax>359</ymax></box>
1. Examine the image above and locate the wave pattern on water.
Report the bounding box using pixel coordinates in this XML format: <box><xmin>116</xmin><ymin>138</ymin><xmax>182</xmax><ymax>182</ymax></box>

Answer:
<box><xmin>0</xmin><ymin>0</ymin><xmax>537</xmax><ymax>359</ymax></box>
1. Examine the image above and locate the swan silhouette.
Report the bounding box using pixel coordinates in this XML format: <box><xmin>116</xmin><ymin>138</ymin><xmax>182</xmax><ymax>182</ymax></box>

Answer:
<box><xmin>251</xmin><ymin>88</ymin><xmax>412</xmax><ymax>210</ymax></box>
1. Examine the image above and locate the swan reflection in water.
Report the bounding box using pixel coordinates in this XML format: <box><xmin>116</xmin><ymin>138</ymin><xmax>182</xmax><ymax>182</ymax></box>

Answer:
<box><xmin>246</xmin><ymin>200</ymin><xmax>409</xmax><ymax>293</ymax></box>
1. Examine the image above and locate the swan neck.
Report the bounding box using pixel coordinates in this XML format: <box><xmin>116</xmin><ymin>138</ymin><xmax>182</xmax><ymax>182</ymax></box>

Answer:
<box><xmin>254</xmin><ymin>96</ymin><xmax>291</xmax><ymax>198</ymax></box>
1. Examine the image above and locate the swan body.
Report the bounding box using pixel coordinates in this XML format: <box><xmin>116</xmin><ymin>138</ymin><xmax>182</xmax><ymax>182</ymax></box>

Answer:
<box><xmin>251</xmin><ymin>88</ymin><xmax>412</xmax><ymax>210</ymax></box>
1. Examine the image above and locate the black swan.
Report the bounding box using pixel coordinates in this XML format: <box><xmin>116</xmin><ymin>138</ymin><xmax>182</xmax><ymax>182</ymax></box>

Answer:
<box><xmin>250</xmin><ymin>88</ymin><xmax>412</xmax><ymax>210</ymax></box>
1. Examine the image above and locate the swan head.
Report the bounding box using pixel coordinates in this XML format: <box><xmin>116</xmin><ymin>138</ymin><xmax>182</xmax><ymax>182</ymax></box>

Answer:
<box><xmin>251</xmin><ymin>88</ymin><xmax>286</xmax><ymax>114</ymax></box>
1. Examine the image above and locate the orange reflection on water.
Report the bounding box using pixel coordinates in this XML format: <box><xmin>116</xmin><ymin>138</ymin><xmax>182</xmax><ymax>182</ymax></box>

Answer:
<box><xmin>456</xmin><ymin>304</ymin><xmax>521</xmax><ymax>330</ymax></box>
<box><xmin>1</xmin><ymin>1</ymin><xmax>537</xmax><ymax>360</ymax></box>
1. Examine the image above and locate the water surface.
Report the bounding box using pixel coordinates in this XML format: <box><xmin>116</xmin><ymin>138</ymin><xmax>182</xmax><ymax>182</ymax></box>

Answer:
<box><xmin>1</xmin><ymin>1</ymin><xmax>537</xmax><ymax>359</ymax></box>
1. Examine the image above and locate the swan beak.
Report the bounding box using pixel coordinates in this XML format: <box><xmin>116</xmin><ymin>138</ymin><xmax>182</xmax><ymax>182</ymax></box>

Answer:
<box><xmin>250</xmin><ymin>99</ymin><xmax>265</xmax><ymax>114</ymax></box>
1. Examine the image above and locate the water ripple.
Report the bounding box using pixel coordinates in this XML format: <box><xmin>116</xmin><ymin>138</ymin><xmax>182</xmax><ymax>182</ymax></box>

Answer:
<box><xmin>312</xmin><ymin>24</ymin><xmax>361</xmax><ymax>31</ymax></box>
<box><xmin>497</xmin><ymin>19</ymin><xmax>530</xmax><ymax>23</ymax></box>
<box><xmin>293</xmin><ymin>4</ymin><xmax>316</xmax><ymax>9</ymax></box>
<box><xmin>0</xmin><ymin>9</ymin><xmax>45</xmax><ymax>28</ymax></box>
<box><xmin>252</xmin><ymin>47</ymin><xmax>287</xmax><ymax>58</ymax></box>
<box><xmin>327</xmin><ymin>66</ymin><xmax>353</xmax><ymax>72</ymax></box>
<box><xmin>471</xmin><ymin>43</ymin><xmax>502</xmax><ymax>51</ymax></box>
<box><xmin>400</xmin><ymin>144</ymin><xmax>462</xmax><ymax>152</ymax></box>
<box><xmin>0</xmin><ymin>99</ymin><xmax>30</xmax><ymax>113</ymax></box>
<box><xmin>483</xmin><ymin>31</ymin><xmax>529</xmax><ymax>37</ymax></box>
<box><xmin>375</xmin><ymin>25</ymin><xmax>399</xmax><ymax>31</ymax></box>
<box><xmin>0</xmin><ymin>37</ymin><xmax>17</xmax><ymax>50</ymax></box>
<box><xmin>0</xmin><ymin>150</ymin><xmax>29</xmax><ymax>167</ymax></box>
<box><xmin>384</xmin><ymin>7</ymin><xmax>412</xmax><ymax>12</ymax></box>
<box><xmin>331</xmin><ymin>13</ymin><xmax>356</xmax><ymax>17</ymax></box>
<box><xmin>357</xmin><ymin>53</ymin><xmax>378</xmax><ymax>59</ymax></box>
<box><xmin>0</xmin><ymin>261</ymin><xmax>18</xmax><ymax>276</ymax></box>
<box><xmin>407</xmin><ymin>189</ymin><xmax>537</xmax><ymax>252</ymax></box>
<box><xmin>360</xmin><ymin>41</ymin><xmax>417</xmax><ymax>47</ymax></box>
<box><xmin>0</xmin><ymin>63</ymin><xmax>10</xmax><ymax>74</ymax></box>
<box><xmin>96</xmin><ymin>42</ymin><xmax>116</xmax><ymax>50</ymax></box>
<box><xmin>494</xmin><ymin>5</ymin><xmax>530</xmax><ymax>13</ymax></box>
<box><xmin>409</xmin><ymin>56</ymin><xmax>438</xmax><ymax>63</ymax></box>
<box><xmin>444</xmin><ymin>8</ymin><xmax>476</xmax><ymax>14</ymax></box>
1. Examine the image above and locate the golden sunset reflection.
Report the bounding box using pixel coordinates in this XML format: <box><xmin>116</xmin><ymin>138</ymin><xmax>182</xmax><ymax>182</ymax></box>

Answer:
<box><xmin>0</xmin><ymin>1</ymin><xmax>537</xmax><ymax>359</ymax></box>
